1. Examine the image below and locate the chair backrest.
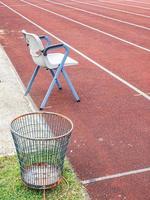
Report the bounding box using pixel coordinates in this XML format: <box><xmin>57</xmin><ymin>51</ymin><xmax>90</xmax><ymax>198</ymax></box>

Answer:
<box><xmin>22</xmin><ymin>30</ymin><xmax>47</xmax><ymax>67</ymax></box>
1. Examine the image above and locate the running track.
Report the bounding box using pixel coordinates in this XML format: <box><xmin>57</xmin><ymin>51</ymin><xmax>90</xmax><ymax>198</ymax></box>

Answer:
<box><xmin>0</xmin><ymin>0</ymin><xmax>150</xmax><ymax>199</ymax></box>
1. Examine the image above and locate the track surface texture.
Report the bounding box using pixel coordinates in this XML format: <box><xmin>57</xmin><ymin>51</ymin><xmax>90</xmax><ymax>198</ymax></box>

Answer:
<box><xmin>0</xmin><ymin>0</ymin><xmax>150</xmax><ymax>199</ymax></box>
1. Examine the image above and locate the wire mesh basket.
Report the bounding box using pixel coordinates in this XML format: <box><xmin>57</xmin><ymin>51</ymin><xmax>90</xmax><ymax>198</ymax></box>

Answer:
<box><xmin>11</xmin><ymin>112</ymin><xmax>73</xmax><ymax>189</ymax></box>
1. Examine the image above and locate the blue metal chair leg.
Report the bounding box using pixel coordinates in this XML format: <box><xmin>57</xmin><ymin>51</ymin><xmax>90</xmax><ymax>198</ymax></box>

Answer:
<box><xmin>25</xmin><ymin>65</ymin><xmax>40</xmax><ymax>96</ymax></box>
<box><xmin>40</xmin><ymin>66</ymin><xmax>62</xmax><ymax>110</ymax></box>
<box><xmin>49</xmin><ymin>69</ymin><xmax>62</xmax><ymax>90</ymax></box>
<box><xmin>61</xmin><ymin>69</ymin><xmax>80</xmax><ymax>102</ymax></box>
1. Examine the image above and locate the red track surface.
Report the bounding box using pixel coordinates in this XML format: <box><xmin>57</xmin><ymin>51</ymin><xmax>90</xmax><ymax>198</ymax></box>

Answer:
<box><xmin>0</xmin><ymin>0</ymin><xmax>150</xmax><ymax>199</ymax></box>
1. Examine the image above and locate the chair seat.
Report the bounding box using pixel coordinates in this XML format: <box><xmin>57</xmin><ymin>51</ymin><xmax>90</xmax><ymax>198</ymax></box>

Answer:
<box><xmin>47</xmin><ymin>53</ymin><xmax>78</xmax><ymax>69</ymax></box>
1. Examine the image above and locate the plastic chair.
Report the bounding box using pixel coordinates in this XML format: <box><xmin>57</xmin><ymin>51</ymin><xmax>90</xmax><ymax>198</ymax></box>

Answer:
<box><xmin>22</xmin><ymin>30</ymin><xmax>80</xmax><ymax>110</ymax></box>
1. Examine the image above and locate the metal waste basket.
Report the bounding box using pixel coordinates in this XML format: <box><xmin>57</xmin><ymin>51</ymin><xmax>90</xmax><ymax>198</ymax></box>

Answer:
<box><xmin>11</xmin><ymin>112</ymin><xmax>73</xmax><ymax>189</ymax></box>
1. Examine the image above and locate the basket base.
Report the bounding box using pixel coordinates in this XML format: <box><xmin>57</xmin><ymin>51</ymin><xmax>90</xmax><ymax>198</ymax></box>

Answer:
<box><xmin>23</xmin><ymin>163</ymin><xmax>61</xmax><ymax>189</ymax></box>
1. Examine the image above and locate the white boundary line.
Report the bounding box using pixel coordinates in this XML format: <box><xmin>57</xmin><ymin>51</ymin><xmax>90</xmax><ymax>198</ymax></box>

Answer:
<box><xmin>0</xmin><ymin>4</ymin><xmax>26</xmax><ymax>7</ymax></box>
<box><xmin>0</xmin><ymin>1</ymin><xmax>150</xmax><ymax>101</ymax></box>
<box><xmin>81</xmin><ymin>167</ymin><xmax>150</xmax><ymax>184</ymax></box>
<box><xmin>0</xmin><ymin>3</ymin><xmax>51</xmax><ymax>8</ymax></box>
<box><xmin>96</xmin><ymin>0</ymin><xmax>150</xmax><ymax>10</ymax></box>
<box><xmin>46</xmin><ymin>0</ymin><xmax>150</xmax><ymax>31</ymax></box>
<box><xmin>124</xmin><ymin>0</ymin><xmax>150</xmax><ymax>6</ymax></box>
<box><xmin>69</xmin><ymin>0</ymin><xmax>150</xmax><ymax>18</ymax></box>
<box><xmin>134</xmin><ymin>92</ymin><xmax>150</xmax><ymax>96</ymax></box>
<box><xmin>20</xmin><ymin>0</ymin><xmax>150</xmax><ymax>52</ymax></box>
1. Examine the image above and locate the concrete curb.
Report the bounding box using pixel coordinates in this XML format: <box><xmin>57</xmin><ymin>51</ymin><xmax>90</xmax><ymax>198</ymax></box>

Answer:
<box><xmin>0</xmin><ymin>44</ymin><xmax>37</xmax><ymax>156</ymax></box>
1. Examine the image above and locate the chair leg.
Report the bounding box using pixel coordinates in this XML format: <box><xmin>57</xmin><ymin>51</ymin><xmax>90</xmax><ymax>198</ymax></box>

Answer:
<box><xmin>61</xmin><ymin>69</ymin><xmax>80</xmax><ymax>102</ymax></box>
<box><xmin>40</xmin><ymin>66</ymin><xmax>62</xmax><ymax>110</ymax></box>
<box><xmin>25</xmin><ymin>65</ymin><xmax>40</xmax><ymax>96</ymax></box>
<box><xmin>49</xmin><ymin>69</ymin><xmax>62</xmax><ymax>90</ymax></box>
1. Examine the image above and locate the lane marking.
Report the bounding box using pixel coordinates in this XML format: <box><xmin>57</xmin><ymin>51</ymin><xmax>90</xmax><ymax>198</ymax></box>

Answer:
<box><xmin>68</xmin><ymin>0</ymin><xmax>150</xmax><ymax>18</ymax></box>
<box><xmin>96</xmin><ymin>0</ymin><xmax>150</xmax><ymax>10</ymax></box>
<box><xmin>0</xmin><ymin>0</ymin><xmax>150</xmax><ymax>101</ymax></box>
<box><xmin>134</xmin><ymin>92</ymin><xmax>150</xmax><ymax>96</ymax></box>
<box><xmin>20</xmin><ymin>0</ymin><xmax>150</xmax><ymax>52</ymax></box>
<box><xmin>81</xmin><ymin>167</ymin><xmax>150</xmax><ymax>184</ymax></box>
<box><xmin>0</xmin><ymin>4</ymin><xmax>26</xmax><ymax>7</ymax></box>
<box><xmin>46</xmin><ymin>0</ymin><xmax>150</xmax><ymax>31</ymax></box>
<box><xmin>0</xmin><ymin>3</ymin><xmax>51</xmax><ymax>8</ymax></box>
<box><xmin>124</xmin><ymin>0</ymin><xmax>150</xmax><ymax>6</ymax></box>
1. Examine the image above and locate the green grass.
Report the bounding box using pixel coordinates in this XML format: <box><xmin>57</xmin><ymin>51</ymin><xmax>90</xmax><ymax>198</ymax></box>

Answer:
<box><xmin>0</xmin><ymin>156</ymin><xmax>87</xmax><ymax>200</ymax></box>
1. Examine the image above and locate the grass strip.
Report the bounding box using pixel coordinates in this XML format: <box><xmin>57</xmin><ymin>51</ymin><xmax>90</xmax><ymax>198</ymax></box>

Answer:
<box><xmin>0</xmin><ymin>156</ymin><xmax>87</xmax><ymax>200</ymax></box>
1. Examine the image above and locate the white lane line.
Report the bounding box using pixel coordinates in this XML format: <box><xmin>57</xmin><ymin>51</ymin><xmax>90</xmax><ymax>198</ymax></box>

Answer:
<box><xmin>124</xmin><ymin>0</ymin><xmax>150</xmax><ymax>6</ymax></box>
<box><xmin>69</xmin><ymin>0</ymin><xmax>150</xmax><ymax>18</ymax></box>
<box><xmin>96</xmin><ymin>0</ymin><xmax>150</xmax><ymax>10</ymax></box>
<box><xmin>46</xmin><ymin>0</ymin><xmax>150</xmax><ymax>31</ymax></box>
<box><xmin>0</xmin><ymin>4</ymin><xmax>25</xmax><ymax>7</ymax></box>
<box><xmin>134</xmin><ymin>92</ymin><xmax>150</xmax><ymax>96</ymax></box>
<box><xmin>0</xmin><ymin>3</ymin><xmax>51</xmax><ymax>8</ymax></box>
<box><xmin>20</xmin><ymin>0</ymin><xmax>150</xmax><ymax>52</ymax></box>
<box><xmin>81</xmin><ymin>167</ymin><xmax>150</xmax><ymax>184</ymax></box>
<box><xmin>0</xmin><ymin>0</ymin><xmax>150</xmax><ymax>101</ymax></box>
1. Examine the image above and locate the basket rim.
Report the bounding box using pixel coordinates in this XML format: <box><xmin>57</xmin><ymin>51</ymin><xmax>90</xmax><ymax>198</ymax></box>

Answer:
<box><xmin>10</xmin><ymin>112</ymin><xmax>73</xmax><ymax>140</ymax></box>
